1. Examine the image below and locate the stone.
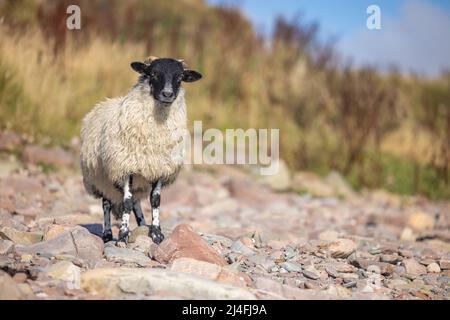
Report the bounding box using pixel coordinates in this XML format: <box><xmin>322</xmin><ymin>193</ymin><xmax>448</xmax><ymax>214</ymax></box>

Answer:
<box><xmin>104</xmin><ymin>246</ymin><xmax>153</xmax><ymax>267</ymax></box>
<box><xmin>0</xmin><ymin>227</ymin><xmax>42</xmax><ymax>245</ymax></box>
<box><xmin>20</xmin><ymin>254</ymin><xmax>33</xmax><ymax>263</ymax></box>
<box><xmin>292</xmin><ymin>171</ymin><xmax>335</xmax><ymax>198</ymax></box>
<box><xmin>403</xmin><ymin>259</ymin><xmax>427</xmax><ymax>276</ymax></box>
<box><xmin>0</xmin><ymin>211</ymin><xmax>28</xmax><ymax>232</ymax></box>
<box><xmin>267</xmin><ymin>240</ymin><xmax>288</xmax><ymax>250</ymax></box>
<box><xmin>303</xmin><ymin>270</ymin><xmax>320</xmax><ymax>280</ymax></box>
<box><xmin>318</xmin><ymin>230</ymin><xmax>339</xmax><ymax>241</ymax></box>
<box><xmin>259</xmin><ymin>159</ymin><xmax>291</xmax><ymax>192</ymax></box>
<box><xmin>0</xmin><ymin>270</ymin><xmax>25</xmax><ymax>299</ymax></box>
<box><xmin>171</xmin><ymin>257</ymin><xmax>251</xmax><ymax>288</ymax></box>
<box><xmin>45</xmin><ymin>261</ymin><xmax>81</xmax><ymax>288</ymax></box>
<box><xmin>253</xmin><ymin>277</ymin><xmax>332</xmax><ymax>300</ymax></box>
<box><xmin>324</xmin><ymin>171</ymin><xmax>356</xmax><ymax>199</ymax></box>
<box><xmin>12</xmin><ymin>273</ymin><xmax>27</xmax><ymax>283</ymax></box>
<box><xmin>380</xmin><ymin>254</ymin><xmax>402</xmax><ymax>264</ymax></box>
<box><xmin>43</xmin><ymin>224</ymin><xmax>74</xmax><ymax>241</ymax></box>
<box><xmin>426</xmin><ymin>262</ymin><xmax>441</xmax><ymax>273</ymax></box>
<box><xmin>128</xmin><ymin>235</ymin><xmax>154</xmax><ymax>254</ymax></box>
<box><xmin>22</xmin><ymin>145</ymin><xmax>74</xmax><ymax>168</ymax></box>
<box><xmin>325</xmin><ymin>265</ymin><xmax>340</xmax><ymax>278</ymax></box>
<box><xmin>407</xmin><ymin>212</ymin><xmax>435</xmax><ymax>231</ymax></box>
<box><xmin>328</xmin><ymin>239</ymin><xmax>357</xmax><ymax>258</ymax></box>
<box><xmin>367</xmin><ymin>265</ymin><xmax>381</xmax><ymax>274</ymax></box>
<box><xmin>0</xmin><ymin>239</ymin><xmax>14</xmax><ymax>255</ymax></box>
<box><xmin>230</xmin><ymin>239</ymin><xmax>255</xmax><ymax>255</ymax></box>
<box><xmin>16</xmin><ymin>226</ymin><xmax>103</xmax><ymax>263</ymax></box>
<box><xmin>154</xmin><ymin>224</ymin><xmax>227</xmax><ymax>266</ymax></box>
<box><xmin>439</xmin><ymin>259</ymin><xmax>450</xmax><ymax>270</ymax></box>
<box><xmin>128</xmin><ymin>225</ymin><xmax>150</xmax><ymax>243</ymax></box>
<box><xmin>81</xmin><ymin>268</ymin><xmax>256</xmax><ymax>299</ymax></box>
<box><xmin>400</xmin><ymin>228</ymin><xmax>416</xmax><ymax>241</ymax></box>
<box><xmin>280</xmin><ymin>261</ymin><xmax>303</xmax><ymax>273</ymax></box>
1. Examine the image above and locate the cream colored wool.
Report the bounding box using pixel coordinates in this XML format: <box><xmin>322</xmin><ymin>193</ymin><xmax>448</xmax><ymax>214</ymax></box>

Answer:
<box><xmin>80</xmin><ymin>79</ymin><xmax>186</xmax><ymax>205</ymax></box>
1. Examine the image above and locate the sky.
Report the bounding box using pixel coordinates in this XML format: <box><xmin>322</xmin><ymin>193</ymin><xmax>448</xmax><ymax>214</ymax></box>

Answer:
<box><xmin>207</xmin><ymin>0</ymin><xmax>450</xmax><ymax>76</ymax></box>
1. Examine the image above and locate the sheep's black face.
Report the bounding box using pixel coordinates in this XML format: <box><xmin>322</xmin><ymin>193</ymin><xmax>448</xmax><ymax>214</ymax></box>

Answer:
<box><xmin>131</xmin><ymin>58</ymin><xmax>202</xmax><ymax>105</ymax></box>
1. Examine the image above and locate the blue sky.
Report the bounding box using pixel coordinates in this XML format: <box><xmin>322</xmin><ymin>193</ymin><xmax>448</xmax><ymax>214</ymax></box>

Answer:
<box><xmin>207</xmin><ymin>0</ymin><xmax>450</xmax><ymax>76</ymax></box>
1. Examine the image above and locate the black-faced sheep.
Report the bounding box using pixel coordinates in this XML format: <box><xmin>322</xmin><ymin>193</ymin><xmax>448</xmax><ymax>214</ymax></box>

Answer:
<box><xmin>80</xmin><ymin>56</ymin><xmax>202</xmax><ymax>244</ymax></box>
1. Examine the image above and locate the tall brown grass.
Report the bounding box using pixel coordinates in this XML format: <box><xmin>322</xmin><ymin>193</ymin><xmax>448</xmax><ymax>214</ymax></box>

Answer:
<box><xmin>0</xmin><ymin>0</ymin><xmax>448</xmax><ymax>198</ymax></box>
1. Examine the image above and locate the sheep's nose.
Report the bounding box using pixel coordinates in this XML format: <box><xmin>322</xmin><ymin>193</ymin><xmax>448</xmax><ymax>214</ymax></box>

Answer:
<box><xmin>162</xmin><ymin>90</ymin><xmax>174</xmax><ymax>98</ymax></box>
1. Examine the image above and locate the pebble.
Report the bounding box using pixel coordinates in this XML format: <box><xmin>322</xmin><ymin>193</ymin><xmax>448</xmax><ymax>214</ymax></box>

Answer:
<box><xmin>403</xmin><ymin>259</ymin><xmax>427</xmax><ymax>276</ymax></box>
<box><xmin>380</xmin><ymin>254</ymin><xmax>402</xmax><ymax>264</ymax></box>
<box><xmin>426</xmin><ymin>262</ymin><xmax>441</xmax><ymax>273</ymax></box>
<box><xmin>280</xmin><ymin>261</ymin><xmax>303</xmax><ymax>273</ymax></box>
<box><xmin>303</xmin><ymin>270</ymin><xmax>320</xmax><ymax>280</ymax></box>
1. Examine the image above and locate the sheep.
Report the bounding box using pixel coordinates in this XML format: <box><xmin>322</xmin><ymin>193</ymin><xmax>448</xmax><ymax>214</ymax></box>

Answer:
<box><xmin>80</xmin><ymin>56</ymin><xmax>202</xmax><ymax>244</ymax></box>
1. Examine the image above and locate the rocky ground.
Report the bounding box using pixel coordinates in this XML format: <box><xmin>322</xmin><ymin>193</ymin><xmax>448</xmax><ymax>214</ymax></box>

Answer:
<box><xmin>0</xmin><ymin>131</ymin><xmax>449</xmax><ymax>300</ymax></box>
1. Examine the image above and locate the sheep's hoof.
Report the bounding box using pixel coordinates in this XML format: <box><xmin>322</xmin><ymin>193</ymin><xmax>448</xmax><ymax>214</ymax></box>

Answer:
<box><xmin>117</xmin><ymin>229</ymin><xmax>129</xmax><ymax>244</ymax></box>
<box><xmin>149</xmin><ymin>225</ymin><xmax>164</xmax><ymax>244</ymax></box>
<box><xmin>102</xmin><ymin>229</ymin><xmax>113</xmax><ymax>243</ymax></box>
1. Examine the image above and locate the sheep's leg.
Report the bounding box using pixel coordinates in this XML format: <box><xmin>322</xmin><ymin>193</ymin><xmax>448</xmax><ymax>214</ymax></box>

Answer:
<box><xmin>118</xmin><ymin>175</ymin><xmax>133</xmax><ymax>243</ymax></box>
<box><xmin>102</xmin><ymin>198</ymin><xmax>113</xmax><ymax>243</ymax></box>
<box><xmin>132</xmin><ymin>199</ymin><xmax>147</xmax><ymax>226</ymax></box>
<box><xmin>149</xmin><ymin>180</ymin><xmax>164</xmax><ymax>244</ymax></box>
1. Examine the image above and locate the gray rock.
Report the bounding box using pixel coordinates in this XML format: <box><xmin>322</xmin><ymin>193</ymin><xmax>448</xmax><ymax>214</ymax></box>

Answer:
<box><xmin>0</xmin><ymin>239</ymin><xmax>14</xmax><ymax>255</ymax></box>
<box><xmin>230</xmin><ymin>239</ymin><xmax>255</xmax><ymax>255</ymax></box>
<box><xmin>16</xmin><ymin>226</ymin><xmax>103</xmax><ymax>263</ymax></box>
<box><xmin>380</xmin><ymin>254</ymin><xmax>402</xmax><ymax>264</ymax></box>
<box><xmin>280</xmin><ymin>262</ymin><xmax>303</xmax><ymax>273</ymax></box>
<box><xmin>201</xmin><ymin>233</ymin><xmax>234</xmax><ymax>248</ymax></box>
<box><xmin>325</xmin><ymin>265</ymin><xmax>340</xmax><ymax>278</ymax></box>
<box><xmin>104</xmin><ymin>246</ymin><xmax>153</xmax><ymax>267</ymax></box>
<box><xmin>0</xmin><ymin>227</ymin><xmax>43</xmax><ymax>245</ymax></box>
<box><xmin>45</xmin><ymin>261</ymin><xmax>81</xmax><ymax>288</ymax></box>
<box><xmin>303</xmin><ymin>270</ymin><xmax>320</xmax><ymax>280</ymax></box>
<box><xmin>81</xmin><ymin>268</ymin><xmax>256</xmax><ymax>299</ymax></box>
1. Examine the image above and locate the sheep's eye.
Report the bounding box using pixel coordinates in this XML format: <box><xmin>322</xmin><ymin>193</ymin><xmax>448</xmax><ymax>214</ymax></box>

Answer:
<box><xmin>149</xmin><ymin>73</ymin><xmax>158</xmax><ymax>80</ymax></box>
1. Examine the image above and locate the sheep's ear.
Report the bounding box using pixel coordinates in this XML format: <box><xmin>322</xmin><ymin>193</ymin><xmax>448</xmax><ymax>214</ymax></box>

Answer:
<box><xmin>131</xmin><ymin>62</ymin><xmax>147</xmax><ymax>74</ymax></box>
<box><xmin>182</xmin><ymin>70</ymin><xmax>202</xmax><ymax>82</ymax></box>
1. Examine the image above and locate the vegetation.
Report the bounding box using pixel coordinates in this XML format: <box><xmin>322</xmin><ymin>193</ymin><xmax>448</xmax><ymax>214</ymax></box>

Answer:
<box><xmin>0</xmin><ymin>0</ymin><xmax>448</xmax><ymax>199</ymax></box>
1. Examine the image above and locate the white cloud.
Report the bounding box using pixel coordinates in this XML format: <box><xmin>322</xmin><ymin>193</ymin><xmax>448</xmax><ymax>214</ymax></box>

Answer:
<box><xmin>338</xmin><ymin>0</ymin><xmax>450</xmax><ymax>76</ymax></box>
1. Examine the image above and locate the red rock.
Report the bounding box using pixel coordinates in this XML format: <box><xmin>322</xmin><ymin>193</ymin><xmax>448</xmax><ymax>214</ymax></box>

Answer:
<box><xmin>154</xmin><ymin>224</ymin><xmax>227</xmax><ymax>266</ymax></box>
<box><xmin>22</xmin><ymin>145</ymin><xmax>74</xmax><ymax>168</ymax></box>
<box><xmin>439</xmin><ymin>259</ymin><xmax>450</xmax><ymax>270</ymax></box>
<box><xmin>403</xmin><ymin>259</ymin><xmax>427</xmax><ymax>276</ymax></box>
<box><xmin>170</xmin><ymin>257</ymin><xmax>251</xmax><ymax>288</ymax></box>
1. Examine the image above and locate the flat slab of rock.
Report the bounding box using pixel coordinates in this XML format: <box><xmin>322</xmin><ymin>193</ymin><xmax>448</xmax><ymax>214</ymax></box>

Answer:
<box><xmin>0</xmin><ymin>270</ymin><xmax>25</xmax><ymax>299</ymax></box>
<box><xmin>16</xmin><ymin>226</ymin><xmax>103</xmax><ymax>263</ymax></box>
<box><xmin>171</xmin><ymin>257</ymin><xmax>251</xmax><ymax>288</ymax></box>
<box><xmin>45</xmin><ymin>261</ymin><xmax>81</xmax><ymax>288</ymax></box>
<box><xmin>153</xmin><ymin>224</ymin><xmax>227</xmax><ymax>266</ymax></box>
<box><xmin>81</xmin><ymin>268</ymin><xmax>256</xmax><ymax>299</ymax></box>
<box><xmin>104</xmin><ymin>246</ymin><xmax>153</xmax><ymax>267</ymax></box>
<box><xmin>0</xmin><ymin>227</ymin><xmax>42</xmax><ymax>245</ymax></box>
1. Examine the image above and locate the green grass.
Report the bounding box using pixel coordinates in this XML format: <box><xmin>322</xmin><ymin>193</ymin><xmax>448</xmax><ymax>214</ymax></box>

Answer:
<box><xmin>346</xmin><ymin>151</ymin><xmax>450</xmax><ymax>200</ymax></box>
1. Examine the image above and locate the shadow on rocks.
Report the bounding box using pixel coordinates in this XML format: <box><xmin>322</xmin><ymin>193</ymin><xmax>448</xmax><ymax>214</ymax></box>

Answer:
<box><xmin>79</xmin><ymin>224</ymin><xmax>103</xmax><ymax>238</ymax></box>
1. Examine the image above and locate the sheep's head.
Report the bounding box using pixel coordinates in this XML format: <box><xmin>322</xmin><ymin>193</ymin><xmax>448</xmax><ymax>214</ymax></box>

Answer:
<box><xmin>131</xmin><ymin>57</ymin><xmax>202</xmax><ymax>105</ymax></box>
